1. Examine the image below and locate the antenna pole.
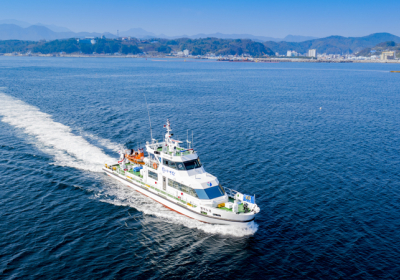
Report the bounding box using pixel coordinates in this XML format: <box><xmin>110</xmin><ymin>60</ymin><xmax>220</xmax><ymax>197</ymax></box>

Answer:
<box><xmin>143</xmin><ymin>93</ymin><xmax>153</xmax><ymax>141</ymax></box>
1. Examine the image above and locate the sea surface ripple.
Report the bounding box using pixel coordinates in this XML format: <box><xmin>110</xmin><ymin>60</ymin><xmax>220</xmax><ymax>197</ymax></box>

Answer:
<box><xmin>1</xmin><ymin>57</ymin><xmax>400</xmax><ymax>279</ymax></box>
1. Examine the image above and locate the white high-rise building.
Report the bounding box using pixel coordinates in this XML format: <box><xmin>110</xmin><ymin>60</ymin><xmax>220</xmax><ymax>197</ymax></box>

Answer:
<box><xmin>308</xmin><ymin>49</ymin><xmax>317</xmax><ymax>57</ymax></box>
<box><xmin>287</xmin><ymin>50</ymin><xmax>299</xmax><ymax>57</ymax></box>
<box><xmin>183</xmin><ymin>49</ymin><xmax>189</xmax><ymax>56</ymax></box>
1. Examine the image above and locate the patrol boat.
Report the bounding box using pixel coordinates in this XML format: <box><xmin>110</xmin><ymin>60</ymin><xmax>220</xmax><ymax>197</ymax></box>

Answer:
<box><xmin>103</xmin><ymin>119</ymin><xmax>260</xmax><ymax>225</ymax></box>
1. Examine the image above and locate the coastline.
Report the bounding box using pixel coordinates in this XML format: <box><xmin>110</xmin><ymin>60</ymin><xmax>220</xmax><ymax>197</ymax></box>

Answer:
<box><xmin>1</xmin><ymin>53</ymin><xmax>400</xmax><ymax>64</ymax></box>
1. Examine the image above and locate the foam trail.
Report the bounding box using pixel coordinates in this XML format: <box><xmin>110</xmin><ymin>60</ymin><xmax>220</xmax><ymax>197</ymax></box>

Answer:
<box><xmin>82</xmin><ymin>132</ymin><xmax>124</xmax><ymax>152</ymax></box>
<box><xmin>0</xmin><ymin>92</ymin><xmax>116</xmax><ymax>172</ymax></box>
<box><xmin>94</xmin><ymin>180</ymin><xmax>259</xmax><ymax>237</ymax></box>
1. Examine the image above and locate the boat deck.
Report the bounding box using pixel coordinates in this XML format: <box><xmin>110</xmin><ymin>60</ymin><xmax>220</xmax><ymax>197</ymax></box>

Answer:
<box><xmin>116</xmin><ymin>164</ymin><xmax>143</xmax><ymax>178</ymax></box>
<box><xmin>217</xmin><ymin>197</ymin><xmax>245</xmax><ymax>213</ymax></box>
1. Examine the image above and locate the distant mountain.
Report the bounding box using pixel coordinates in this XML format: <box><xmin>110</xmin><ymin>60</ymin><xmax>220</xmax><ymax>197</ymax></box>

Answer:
<box><xmin>0</xmin><ymin>24</ymin><xmax>57</xmax><ymax>41</ymax></box>
<box><xmin>34</xmin><ymin>23</ymin><xmax>72</xmax><ymax>33</ymax></box>
<box><xmin>165</xmin><ymin>33</ymin><xmax>317</xmax><ymax>42</ymax></box>
<box><xmin>282</xmin><ymin>35</ymin><xmax>318</xmax><ymax>42</ymax></box>
<box><xmin>0</xmin><ymin>20</ymin><xmax>71</xmax><ymax>32</ymax></box>
<box><xmin>118</xmin><ymin>30</ymin><xmax>278</xmax><ymax>41</ymax></box>
<box><xmin>117</xmin><ymin>29</ymin><xmax>318</xmax><ymax>42</ymax></box>
<box><xmin>265</xmin><ymin>33</ymin><xmax>400</xmax><ymax>55</ymax></box>
<box><xmin>0</xmin><ymin>24</ymin><xmax>117</xmax><ymax>40</ymax></box>
<box><xmin>0</xmin><ymin>23</ymin><xmax>317</xmax><ymax>43</ymax></box>
<box><xmin>120</xmin><ymin>28</ymin><xmax>156</xmax><ymax>38</ymax></box>
<box><xmin>0</xmin><ymin>19</ymin><xmax>31</xmax><ymax>28</ymax></box>
<box><xmin>175</xmin><ymin>33</ymin><xmax>280</xmax><ymax>42</ymax></box>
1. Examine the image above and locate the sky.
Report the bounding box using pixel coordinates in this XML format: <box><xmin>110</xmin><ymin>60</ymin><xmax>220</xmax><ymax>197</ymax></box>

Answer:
<box><xmin>1</xmin><ymin>0</ymin><xmax>399</xmax><ymax>38</ymax></box>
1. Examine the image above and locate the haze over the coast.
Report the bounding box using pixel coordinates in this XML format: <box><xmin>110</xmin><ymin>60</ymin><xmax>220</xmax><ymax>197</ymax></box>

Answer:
<box><xmin>1</xmin><ymin>0</ymin><xmax>399</xmax><ymax>38</ymax></box>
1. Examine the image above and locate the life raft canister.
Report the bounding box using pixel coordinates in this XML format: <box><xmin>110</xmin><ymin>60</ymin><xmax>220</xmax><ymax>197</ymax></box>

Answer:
<box><xmin>153</xmin><ymin>162</ymin><xmax>158</xmax><ymax>169</ymax></box>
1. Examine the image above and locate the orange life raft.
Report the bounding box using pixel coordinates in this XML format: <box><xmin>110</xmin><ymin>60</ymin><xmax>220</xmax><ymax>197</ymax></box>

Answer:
<box><xmin>125</xmin><ymin>149</ymin><xmax>145</xmax><ymax>165</ymax></box>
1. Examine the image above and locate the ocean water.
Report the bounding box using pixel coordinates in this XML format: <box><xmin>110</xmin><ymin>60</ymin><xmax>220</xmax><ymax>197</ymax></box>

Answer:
<box><xmin>1</xmin><ymin>57</ymin><xmax>400</xmax><ymax>279</ymax></box>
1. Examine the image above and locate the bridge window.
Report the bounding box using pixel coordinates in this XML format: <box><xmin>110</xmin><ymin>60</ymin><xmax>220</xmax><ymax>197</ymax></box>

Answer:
<box><xmin>176</xmin><ymin>162</ymin><xmax>186</xmax><ymax>170</ymax></box>
<box><xmin>183</xmin><ymin>158</ymin><xmax>202</xmax><ymax>170</ymax></box>
<box><xmin>195</xmin><ymin>185</ymin><xmax>225</xmax><ymax>200</ymax></box>
<box><xmin>163</xmin><ymin>159</ymin><xmax>177</xmax><ymax>169</ymax></box>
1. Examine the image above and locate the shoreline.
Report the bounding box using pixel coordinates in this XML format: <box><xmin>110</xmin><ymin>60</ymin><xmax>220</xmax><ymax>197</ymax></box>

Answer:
<box><xmin>1</xmin><ymin>53</ymin><xmax>400</xmax><ymax>64</ymax></box>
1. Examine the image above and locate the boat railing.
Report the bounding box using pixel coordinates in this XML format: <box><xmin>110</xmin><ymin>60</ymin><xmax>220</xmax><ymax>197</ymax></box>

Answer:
<box><xmin>224</xmin><ymin>187</ymin><xmax>240</xmax><ymax>199</ymax></box>
<box><xmin>162</xmin><ymin>146</ymin><xmax>194</xmax><ymax>157</ymax></box>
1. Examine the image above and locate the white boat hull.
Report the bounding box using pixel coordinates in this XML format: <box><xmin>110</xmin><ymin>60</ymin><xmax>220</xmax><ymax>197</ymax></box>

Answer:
<box><xmin>103</xmin><ymin>168</ymin><xmax>256</xmax><ymax>225</ymax></box>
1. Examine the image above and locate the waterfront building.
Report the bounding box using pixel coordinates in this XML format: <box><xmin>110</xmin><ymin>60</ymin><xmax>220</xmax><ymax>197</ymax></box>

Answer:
<box><xmin>381</xmin><ymin>51</ymin><xmax>395</xmax><ymax>60</ymax></box>
<box><xmin>308</xmin><ymin>49</ymin><xmax>317</xmax><ymax>57</ymax></box>
<box><xmin>77</xmin><ymin>38</ymin><xmax>96</xmax><ymax>45</ymax></box>
<box><xmin>287</xmin><ymin>50</ymin><xmax>299</xmax><ymax>57</ymax></box>
<box><xmin>183</xmin><ymin>49</ymin><xmax>189</xmax><ymax>56</ymax></box>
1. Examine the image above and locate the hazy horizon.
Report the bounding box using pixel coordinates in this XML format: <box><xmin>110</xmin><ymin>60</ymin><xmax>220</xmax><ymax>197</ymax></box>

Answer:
<box><xmin>1</xmin><ymin>0</ymin><xmax>399</xmax><ymax>38</ymax></box>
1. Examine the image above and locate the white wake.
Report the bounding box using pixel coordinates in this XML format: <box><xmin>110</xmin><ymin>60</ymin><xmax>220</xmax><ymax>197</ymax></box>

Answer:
<box><xmin>0</xmin><ymin>92</ymin><xmax>116</xmax><ymax>172</ymax></box>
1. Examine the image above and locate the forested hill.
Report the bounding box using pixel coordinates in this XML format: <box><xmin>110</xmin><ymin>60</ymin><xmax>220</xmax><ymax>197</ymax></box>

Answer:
<box><xmin>265</xmin><ymin>33</ymin><xmax>400</xmax><ymax>55</ymax></box>
<box><xmin>2</xmin><ymin>33</ymin><xmax>399</xmax><ymax>56</ymax></box>
<box><xmin>0</xmin><ymin>37</ymin><xmax>275</xmax><ymax>56</ymax></box>
<box><xmin>357</xmin><ymin>41</ymin><xmax>400</xmax><ymax>57</ymax></box>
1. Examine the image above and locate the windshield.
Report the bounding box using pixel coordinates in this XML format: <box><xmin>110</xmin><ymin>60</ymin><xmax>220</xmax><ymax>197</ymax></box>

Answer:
<box><xmin>183</xmin><ymin>158</ymin><xmax>202</xmax><ymax>170</ymax></box>
<box><xmin>195</xmin><ymin>185</ymin><xmax>225</xmax><ymax>200</ymax></box>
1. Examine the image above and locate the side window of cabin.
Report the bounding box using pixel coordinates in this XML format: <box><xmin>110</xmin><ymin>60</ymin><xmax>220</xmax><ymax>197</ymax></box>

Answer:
<box><xmin>163</xmin><ymin>158</ymin><xmax>168</xmax><ymax>166</ymax></box>
<box><xmin>168</xmin><ymin>161</ymin><xmax>177</xmax><ymax>169</ymax></box>
<box><xmin>168</xmin><ymin>178</ymin><xmax>176</xmax><ymax>189</ymax></box>
<box><xmin>163</xmin><ymin>159</ymin><xmax>177</xmax><ymax>170</ymax></box>
<box><xmin>148</xmin><ymin>170</ymin><xmax>158</xmax><ymax>181</ymax></box>
<box><xmin>168</xmin><ymin>179</ymin><xmax>198</xmax><ymax>198</ymax></box>
<box><xmin>188</xmin><ymin>187</ymin><xmax>198</xmax><ymax>198</ymax></box>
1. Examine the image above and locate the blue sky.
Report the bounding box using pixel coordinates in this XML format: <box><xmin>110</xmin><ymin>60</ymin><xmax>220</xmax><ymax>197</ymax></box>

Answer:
<box><xmin>1</xmin><ymin>0</ymin><xmax>399</xmax><ymax>38</ymax></box>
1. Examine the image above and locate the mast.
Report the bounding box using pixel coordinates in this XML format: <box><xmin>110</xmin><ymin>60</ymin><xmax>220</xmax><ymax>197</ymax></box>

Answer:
<box><xmin>143</xmin><ymin>92</ymin><xmax>154</xmax><ymax>142</ymax></box>
<box><xmin>186</xmin><ymin>129</ymin><xmax>191</xmax><ymax>149</ymax></box>
<box><xmin>164</xmin><ymin>119</ymin><xmax>172</xmax><ymax>138</ymax></box>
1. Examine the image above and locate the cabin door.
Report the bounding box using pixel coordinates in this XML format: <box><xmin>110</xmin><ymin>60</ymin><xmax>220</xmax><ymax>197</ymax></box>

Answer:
<box><xmin>163</xmin><ymin>177</ymin><xmax>166</xmax><ymax>191</ymax></box>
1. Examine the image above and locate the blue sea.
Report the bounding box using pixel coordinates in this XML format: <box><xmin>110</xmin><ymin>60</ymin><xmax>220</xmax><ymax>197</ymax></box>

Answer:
<box><xmin>1</xmin><ymin>57</ymin><xmax>400</xmax><ymax>279</ymax></box>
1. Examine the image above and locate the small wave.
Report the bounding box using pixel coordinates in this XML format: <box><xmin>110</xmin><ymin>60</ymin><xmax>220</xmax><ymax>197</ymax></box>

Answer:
<box><xmin>94</xmin><ymin>182</ymin><xmax>259</xmax><ymax>237</ymax></box>
<box><xmin>0</xmin><ymin>92</ymin><xmax>116</xmax><ymax>172</ymax></box>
